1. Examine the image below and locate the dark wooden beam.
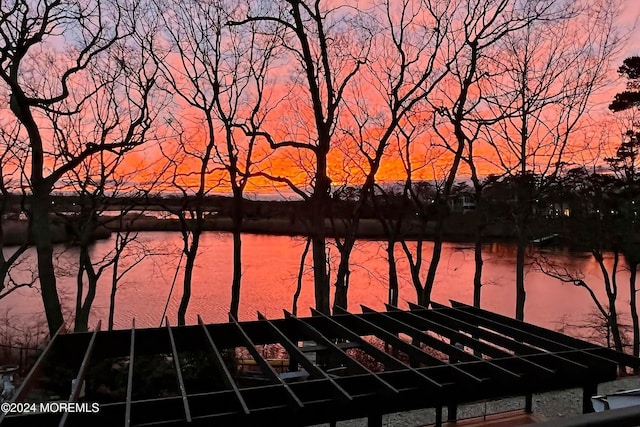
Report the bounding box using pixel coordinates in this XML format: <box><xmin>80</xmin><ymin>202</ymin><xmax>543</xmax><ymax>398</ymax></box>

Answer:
<box><xmin>430</xmin><ymin>302</ymin><xmax>614</xmax><ymax>370</ymax></box>
<box><xmin>316</xmin><ymin>307</ymin><xmax>448</xmax><ymax>388</ymax></box>
<box><xmin>284</xmin><ymin>310</ymin><xmax>400</xmax><ymax>396</ymax></box>
<box><xmin>311</xmin><ymin>308</ymin><xmax>413</xmax><ymax>371</ymax></box>
<box><xmin>385</xmin><ymin>304</ymin><xmax>514</xmax><ymax>359</ymax></box>
<box><xmin>8</xmin><ymin>306</ymin><xmax>635</xmax><ymax>427</ymax></box>
<box><xmin>229</xmin><ymin>313</ymin><xmax>304</xmax><ymax>410</ymax></box>
<box><xmin>449</xmin><ymin>300</ymin><xmax>640</xmax><ymax>369</ymax></box>
<box><xmin>198</xmin><ymin>315</ymin><xmax>250</xmax><ymax>415</ymax></box>
<box><xmin>415</xmin><ymin>302</ymin><xmax>587</xmax><ymax>373</ymax></box>
<box><xmin>125</xmin><ymin>320</ymin><xmax>136</xmax><ymax>427</ymax></box>
<box><xmin>366</xmin><ymin>305</ymin><xmax>521</xmax><ymax>380</ymax></box>
<box><xmin>256</xmin><ymin>312</ymin><xmax>353</xmax><ymax>404</ymax></box>
<box><xmin>59</xmin><ymin>321</ymin><xmax>102</xmax><ymax>427</ymax></box>
<box><xmin>402</xmin><ymin>303</ymin><xmax>557</xmax><ymax>374</ymax></box>
<box><xmin>165</xmin><ymin>318</ymin><xmax>192</xmax><ymax>423</ymax></box>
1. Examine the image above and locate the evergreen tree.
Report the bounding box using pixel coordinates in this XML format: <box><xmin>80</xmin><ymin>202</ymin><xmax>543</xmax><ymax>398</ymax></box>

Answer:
<box><xmin>610</xmin><ymin>56</ymin><xmax>640</xmax><ymax>112</ymax></box>
<box><xmin>608</xmin><ymin>56</ymin><xmax>640</xmax><ymax>360</ymax></box>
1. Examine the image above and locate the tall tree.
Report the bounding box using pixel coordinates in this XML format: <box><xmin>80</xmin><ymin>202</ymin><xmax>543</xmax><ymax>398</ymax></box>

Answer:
<box><xmin>483</xmin><ymin>0</ymin><xmax>620</xmax><ymax>320</ymax></box>
<box><xmin>608</xmin><ymin>54</ymin><xmax>640</xmax><ymax>359</ymax></box>
<box><xmin>604</xmin><ymin>129</ymin><xmax>640</xmax><ymax>358</ymax></box>
<box><xmin>54</xmin><ymin>31</ymin><xmax>162</xmax><ymax>332</ymax></box>
<box><xmin>216</xmin><ymin>8</ymin><xmax>281</xmax><ymax>320</ymax></box>
<box><xmin>370</xmin><ymin>182</ymin><xmax>405</xmax><ymax>307</ymax></box>
<box><xmin>329</xmin><ymin>0</ymin><xmax>459</xmax><ymax>311</ymax></box>
<box><xmin>396</xmin><ymin>122</ymin><xmax>444</xmax><ymax>306</ymax></box>
<box><xmin>391</xmin><ymin>0</ymin><xmax>558</xmax><ymax>308</ymax></box>
<box><xmin>157</xmin><ymin>0</ymin><xmax>279</xmax><ymax>324</ymax></box>
<box><xmin>0</xmin><ymin>0</ymin><xmax>159</xmax><ymax>335</ymax></box>
<box><xmin>232</xmin><ymin>1</ymin><xmax>373</xmax><ymax>314</ymax></box>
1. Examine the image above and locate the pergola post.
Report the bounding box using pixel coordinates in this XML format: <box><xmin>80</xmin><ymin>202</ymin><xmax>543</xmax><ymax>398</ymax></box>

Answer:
<box><xmin>368</xmin><ymin>413</ymin><xmax>382</xmax><ymax>427</ymax></box>
<box><xmin>525</xmin><ymin>393</ymin><xmax>533</xmax><ymax>413</ymax></box>
<box><xmin>583</xmin><ymin>384</ymin><xmax>598</xmax><ymax>413</ymax></box>
<box><xmin>447</xmin><ymin>403</ymin><xmax>458</xmax><ymax>423</ymax></box>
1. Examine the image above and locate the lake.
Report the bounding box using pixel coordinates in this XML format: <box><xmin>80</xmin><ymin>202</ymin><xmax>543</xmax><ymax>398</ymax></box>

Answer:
<box><xmin>0</xmin><ymin>231</ymin><xmax>633</xmax><ymax>342</ymax></box>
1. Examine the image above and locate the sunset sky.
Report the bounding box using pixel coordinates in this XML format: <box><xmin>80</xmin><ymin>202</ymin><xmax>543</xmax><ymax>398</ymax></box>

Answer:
<box><xmin>1</xmin><ymin>0</ymin><xmax>640</xmax><ymax>198</ymax></box>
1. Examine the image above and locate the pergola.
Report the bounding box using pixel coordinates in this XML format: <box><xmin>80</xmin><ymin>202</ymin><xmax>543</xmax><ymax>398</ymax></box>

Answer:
<box><xmin>2</xmin><ymin>301</ymin><xmax>639</xmax><ymax>427</ymax></box>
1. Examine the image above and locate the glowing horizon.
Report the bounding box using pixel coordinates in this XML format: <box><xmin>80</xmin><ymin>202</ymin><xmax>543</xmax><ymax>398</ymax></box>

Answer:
<box><xmin>0</xmin><ymin>0</ymin><xmax>638</xmax><ymax>199</ymax></box>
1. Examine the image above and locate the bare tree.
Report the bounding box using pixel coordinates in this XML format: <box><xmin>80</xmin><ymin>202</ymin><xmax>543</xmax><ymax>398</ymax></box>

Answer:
<box><xmin>153</xmin><ymin>0</ymin><xmax>224</xmax><ymax>326</ymax></box>
<box><xmin>60</xmin><ymin>180</ymin><xmax>155</xmax><ymax>332</ymax></box>
<box><xmin>53</xmin><ymin>28</ymin><xmax>161</xmax><ymax>332</ymax></box>
<box><xmin>216</xmin><ymin>7</ymin><xmax>281</xmax><ymax>319</ymax></box>
<box><xmin>386</xmin><ymin>0</ymin><xmax>557</xmax><ymax>308</ymax></box>
<box><xmin>155</xmin><ymin>125</ymin><xmax>220</xmax><ymax>326</ymax></box>
<box><xmin>0</xmin><ymin>0</ymin><xmax>160</xmax><ymax>336</ymax></box>
<box><xmin>427</xmin><ymin>0</ymin><xmax>564</xmax><ymax>309</ymax></box>
<box><xmin>535</xmin><ymin>252</ymin><xmax>625</xmax><ymax>354</ymax></box>
<box><xmin>465</xmin><ymin>174</ymin><xmax>504</xmax><ymax>308</ymax></box>
<box><xmin>155</xmin><ymin>0</ymin><xmax>279</xmax><ymax>323</ymax></box>
<box><xmin>230</xmin><ymin>1</ymin><xmax>374</xmax><ymax>314</ymax></box>
<box><xmin>105</xmin><ymin>229</ymin><xmax>158</xmax><ymax>331</ymax></box>
<box><xmin>327</xmin><ymin>0</ymin><xmax>463</xmax><ymax>311</ymax></box>
<box><xmin>482</xmin><ymin>0</ymin><xmax>620</xmax><ymax>320</ymax></box>
<box><xmin>371</xmin><ymin>178</ymin><xmax>408</xmax><ymax>307</ymax></box>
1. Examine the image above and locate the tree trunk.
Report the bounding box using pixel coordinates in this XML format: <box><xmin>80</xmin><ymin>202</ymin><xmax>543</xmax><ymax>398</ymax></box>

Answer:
<box><xmin>108</xmin><ymin>252</ymin><xmax>120</xmax><ymax>331</ymax></box>
<box><xmin>595</xmin><ymin>250</ymin><xmax>624</xmax><ymax>354</ymax></box>
<box><xmin>422</xmin><ymin>232</ymin><xmax>442</xmax><ymax>307</ymax></box>
<box><xmin>76</xmin><ymin>277</ymin><xmax>96</xmax><ymax>333</ymax></box>
<box><xmin>75</xmin><ymin>253</ymin><xmax>85</xmax><ymax>332</ymax></box>
<box><xmin>75</xmin><ymin>243</ymin><xmax>98</xmax><ymax>333</ymax></box>
<box><xmin>515</xmin><ymin>179</ymin><xmax>529</xmax><ymax>321</ymax></box>
<box><xmin>609</xmin><ymin>297</ymin><xmax>625</xmax><ymax>354</ymax></box>
<box><xmin>292</xmin><ymin>237</ymin><xmax>312</xmax><ymax>316</ymax></box>
<box><xmin>178</xmin><ymin>236</ymin><xmax>200</xmax><ymax>326</ymax></box>
<box><xmin>333</xmin><ymin>238</ymin><xmax>355</xmax><ymax>312</ymax></box>
<box><xmin>416</xmin><ymin>274</ymin><xmax>427</xmax><ymax>307</ymax></box>
<box><xmin>230</xmin><ymin>229</ymin><xmax>242</xmax><ymax>319</ymax></box>
<box><xmin>311</xmin><ymin>235</ymin><xmax>330</xmax><ymax>314</ymax></box>
<box><xmin>422</xmin><ymin>127</ymin><xmax>467</xmax><ymax>304</ymax></box>
<box><xmin>515</xmin><ymin>232</ymin><xmax>527</xmax><ymax>321</ymax></box>
<box><xmin>473</xmin><ymin>228</ymin><xmax>484</xmax><ymax>308</ymax></box>
<box><xmin>229</xmin><ymin>193</ymin><xmax>243</xmax><ymax>319</ymax></box>
<box><xmin>311</xmin><ymin>170</ymin><xmax>331</xmax><ymax>314</ymax></box>
<box><xmin>13</xmin><ymin>88</ymin><xmax>64</xmax><ymax>336</ymax></box>
<box><xmin>422</xmin><ymin>40</ymin><xmax>476</xmax><ymax>307</ymax></box>
<box><xmin>332</xmin><ymin>256</ymin><xmax>349</xmax><ymax>311</ymax></box>
<box><xmin>471</xmin><ymin>183</ymin><xmax>485</xmax><ymax>309</ymax></box>
<box><xmin>516</xmin><ymin>74</ymin><xmax>529</xmax><ymax>322</ymax></box>
<box><xmin>31</xmin><ymin>192</ymin><xmax>64</xmax><ymax>336</ymax></box>
<box><xmin>630</xmin><ymin>262</ymin><xmax>639</xmax><ymax>359</ymax></box>
<box><xmin>387</xmin><ymin>240</ymin><xmax>399</xmax><ymax>306</ymax></box>
<box><xmin>400</xmin><ymin>234</ymin><xmax>425</xmax><ymax>308</ymax></box>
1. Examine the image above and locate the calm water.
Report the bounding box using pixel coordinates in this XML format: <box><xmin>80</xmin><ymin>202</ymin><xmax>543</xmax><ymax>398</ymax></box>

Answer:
<box><xmin>0</xmin><ymin>232</ymin><xmax>633</xmax><ymax>339</ymax></box>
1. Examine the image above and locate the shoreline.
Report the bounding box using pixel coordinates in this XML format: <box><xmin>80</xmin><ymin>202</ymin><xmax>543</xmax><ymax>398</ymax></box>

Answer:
<box><xmin>0</xmin><ymin>214</ymin><xmax>596</xmax><ymax>248</ymax></box>
<box><xmin>105</xmin><ymin>215</ymin><xmax>518</xmax><ymax>243</ymax></box>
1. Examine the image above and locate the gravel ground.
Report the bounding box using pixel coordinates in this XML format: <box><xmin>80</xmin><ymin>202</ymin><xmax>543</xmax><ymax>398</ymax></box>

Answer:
<box><xmin>311</xmin><ymin>376</ymin><xmax>640</xmax><ymax>427</ymax></box>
